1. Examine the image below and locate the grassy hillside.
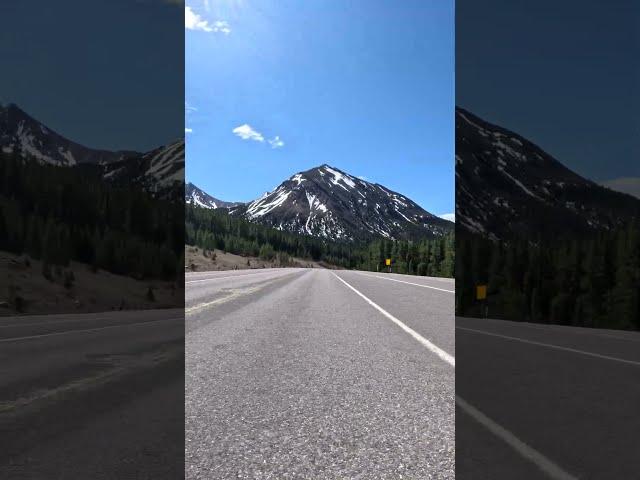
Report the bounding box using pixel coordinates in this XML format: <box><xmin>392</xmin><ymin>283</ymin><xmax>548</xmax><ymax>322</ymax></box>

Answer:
<box><xmin>185</xmin><ymin>245</ymin><xmax>327</xmax><ymax>271</ymax></box>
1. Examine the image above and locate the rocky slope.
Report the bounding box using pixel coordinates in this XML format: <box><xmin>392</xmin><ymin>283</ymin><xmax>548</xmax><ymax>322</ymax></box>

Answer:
<box><xmin>0</xmin><ymin>103</ymin><xmax>138</xmax><ymax>166</ymax></box>
<box><xmin>185</xmin><ymin>182</ymin><xmax>240</xmax><ymax>209</ymax></box>
<box><xmin>227</xmin><ymin>164</ymin><xmax>452</xmax><ymax>242</ymax></box>
<box><xmin>0</xmin><ymin>103</ymin><xmax>183</xmax><ymax>197</ymax></box>
<box><xmin>456</xmin><ymin>107</ymin><xmax>640</xmax><ymax>239</ymax></box>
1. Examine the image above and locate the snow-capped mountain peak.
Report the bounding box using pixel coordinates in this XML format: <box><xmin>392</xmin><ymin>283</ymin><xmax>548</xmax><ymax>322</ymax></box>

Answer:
<box><xmin>456</xmin><ymin>107</ymin><xmax>640</xmax><ymax>239</ymax></box>
<box><xmin>0</xmin><ymin>103</ymin><xmax>139</xmax><ymax>166</ymax></box>
<box><xmin>318</xmin><ymin>164</ymin><xmax>358</xmax><ymax>190</ymax></box>
<box><xmin>232</xmin><ymin>164</ymin><xmax>452</xmax><ymax>241</ymax></box>
<box><xmin>185</xmin><ymin>182</ymin><xmax>241</xmax><ymax>209</ymax></box>
<box><xmin>0</xmin><ymin>103</ymin><xmax>184</xmax><ymax>198</ymax></box>
<box><xmin>101</xmin><ymin>140</ymin><xmax>184</xmax><ymax>198</ymax></box>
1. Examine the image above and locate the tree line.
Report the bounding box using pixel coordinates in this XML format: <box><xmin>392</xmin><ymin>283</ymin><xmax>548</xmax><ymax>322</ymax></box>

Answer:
<box><xmin>356</xmin><ymin>236</ymin><xmax>454</xmax><ymax>277</ymax></box>
<box><xmin>456</xmin><ymin>225</ymin><xmax>640</xmax><ymax>330</ymax></box>
<box><xmin>0</xmin><ymin>151</ymin><xmax>184</xmax><ymax>281</ymax></box>
<box><xmin>186</xmin><ymin>205</ymin><xmax>454</xmax><ymax>277</ymax></box>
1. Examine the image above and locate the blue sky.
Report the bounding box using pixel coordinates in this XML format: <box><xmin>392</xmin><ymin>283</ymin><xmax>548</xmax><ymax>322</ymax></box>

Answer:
<box><xmin>0</xmin><ymin>0</ymin><xmax>183</xmax><ymax>152</ymax></box>
<box><xmin>186</xmin><ymin>0</ymin><xmax>454</xmax><ymax>216</ymax></box>
<box><xmin>457</xmin><ymin>0</ymin><xmax>639</xmax><ymax>184</ymax></box>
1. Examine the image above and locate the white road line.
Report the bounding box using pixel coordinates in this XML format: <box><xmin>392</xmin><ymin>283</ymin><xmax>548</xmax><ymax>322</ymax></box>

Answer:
<box><xmin>0</xmin><ymin>317</ymin><xmax>181</xmax><ymax>343</ymax></box>
<box><xmin>457</xmin><ymin>326</ymin><xmax>640</xmax><ymax>367</ymax></box>
<box><xmin>334</xmin><ymin>273</ymin><xmax>575</xmax><ymax>478</ymax></box>
<box><xmin>186</xmin><ymin>276</ymin><xmax>243</xmax><ymax>284</ymax></box>
<box><xmin>186</xmin><ymin>268</ymin><xmax>295</xmax><ymax>278</ymax></box>
<box><xmin>351</xmin><ymin>271</ymin><xmax>455</xmax><ymax>293</ymax></box>
<box><xmin>0</xmin><ymin>315</ymin><xmax>152</xmax><ymax>329</ymax></box>
<box><xmin>185</xmin><ymin>271</ymin><xmax>292</xmax><ymax>284</ymax></box>
<box><xmin>456</xmin><ymin>396</ymin><xmax>578</xmax><ymax>480</ymax></box>
<box><xmin>483</xmin><ymin>320</ymin><xmax>640</xmax><ymax>344</ymax></box>
<box><xmin>373</xmin><ymin>273</ymin><xmax>455</xmax><ymax>284</ymax></box>
<box><xmin>0</xmin><ymin>318</ymin><xmax>107</xmax><ymax>329</ymax></box>
<box><xmin>331</xmin><ymin>272</ymin><xmax>454</xmax><ymax>367</ymax></box>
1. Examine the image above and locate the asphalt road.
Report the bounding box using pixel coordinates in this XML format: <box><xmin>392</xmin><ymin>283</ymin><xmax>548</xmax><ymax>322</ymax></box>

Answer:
<box><xmin>0</xmin><ymin>308</ymin><xmax>185</xmax><ymax>479</ymax></box>
<box><xmin>185</xmin><ymin>268</ymin><xmax>455</xmax><ymax>479</ymax></box>
<box><xmin>456</xmin><ymin>316</ymin><xmax>640</xmax><ymax>479</ymax></box>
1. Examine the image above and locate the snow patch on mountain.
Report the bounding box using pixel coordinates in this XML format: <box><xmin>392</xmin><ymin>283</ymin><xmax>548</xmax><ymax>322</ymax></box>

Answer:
<box><xmin>185</xmin><ymin>182</ymin><xmax>240</xmax><ymax>209</ymax></box>
<box><xmin>246</xmin><ymin>186</ymin><xmax>293</xmax><ymax>219</ymax></box>
<box><xmin>230</xmin><ymin>164</ymin><xmax>453</xmax><ymax>242</ymax></box>
<box><xmin>456</xmin><ymin>106</ymin><xmax>640</xmax><ymax>239</ymax></box>
<box><xmin>0</xmin><ymin>103</ymin><xmax>138</xmax><ymax>167</ymax></box>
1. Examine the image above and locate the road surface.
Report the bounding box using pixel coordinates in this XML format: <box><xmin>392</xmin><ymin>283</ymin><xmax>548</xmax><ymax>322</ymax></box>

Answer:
<box><xmin>456</xmin><ymin>316</ymin><xmax>640</xmax><ymax>479</ymax></box>
<box><xmin>0</xmin><ymin>308</ymin><xmax>184</xmax><ymax>479</ymax></box>
<box><xmin>185</xmin><ymin>268</ymin><xmax>455</xmax><ymax>479</ymax></box>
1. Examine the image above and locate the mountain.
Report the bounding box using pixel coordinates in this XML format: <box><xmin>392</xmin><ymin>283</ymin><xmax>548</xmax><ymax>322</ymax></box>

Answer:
<box><xmin>101</xmin><ymin>140</ymin><xmax>184</xmax><ymax>197</ymax></box>
<box><xmin>456</xmin><ymin>107</ymin><xmax>640</xmax><ymax>240</ymax></box>
<box><xmin>185</xmin><ymin>182</ymin><xmax>240</xmax><ymax>209</ymax></box>
<box><xmin>0</xmin><ymin>103</ymin><xmax>183</xmax><ymax>197</ymax></box>
<box><xmin>0</xmin><ymin>103</ymin><xmax>138</xmax><ymax>166</ymax></box>
<box><xmin>227</xmin><ymin>164</ymin><xmax>452</xmax><ymax>242</ymax></box>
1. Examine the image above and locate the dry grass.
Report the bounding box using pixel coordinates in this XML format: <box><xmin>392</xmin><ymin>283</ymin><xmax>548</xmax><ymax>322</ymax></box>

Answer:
<box><xmin>0</xmin><ymin>251</ymin><xmax>182</xmax><ymax>316</ymax></box>
<box><xmin>184</xmin><ymin>245</ymin><xmax>325</xmax><ymax>272</ymax></box>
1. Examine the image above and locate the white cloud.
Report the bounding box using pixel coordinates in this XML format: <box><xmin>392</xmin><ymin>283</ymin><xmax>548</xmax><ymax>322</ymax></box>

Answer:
<box><xmin>232</xmin><ymin>124</ymin><xmax>285</xmax><ymax>149</ymax></box>
<box><xmin>185</xmin><ymin>6</ymin><xmax>230</xmax><ymax>34</ymax></box>
<box><xmin>185</xmin><ymin>101</ymin><xmax>197</xmax><ymax>113</ymax></box>
<box><xmin>268</xmin><ymin>136</ymin><xmax>284</xmax><ymax>149</ymax></box>
<box><xmin>602</xmin><ymin>177</ymin><xmax>640</xmax><ymax>199</ymax></box>
<box><xmin>185</xmin><ymin>6</ymin><xmax>212</xmax><ymax>31</ymax></box>
<box><xmin>232</xmin><ymin>124</ymin><xmax>265</xmax><ymax>142</ymax></box>
<box><xmin>185</xmin><ymin>127</ymin><xmax>193</xmax><ymax>133</ymax></box>
<box><xmin>212</xmin><ymin>20</ymin><xmax>231</xmax><ymax>35</ymax></box>
<box><xmin>439</xmin><ymin>213</ymin><xmax>455</xmax><ymax>222</ymax></box>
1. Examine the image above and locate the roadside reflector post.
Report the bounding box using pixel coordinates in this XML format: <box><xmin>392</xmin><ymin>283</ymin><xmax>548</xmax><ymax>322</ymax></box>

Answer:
<box><xmin>476</xmin><ymin>285</ymin><xmax>487</xmax><ymax>300</ymax></box>
<box><xmin>476</xmin><ymin>284</ymin><xmax>488</xmax><ymax>318</ymax></box>
<box><xmin>385</xmin><ymin>258</ymin><xmax>391</xmax><ymax>273</ymax></box>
